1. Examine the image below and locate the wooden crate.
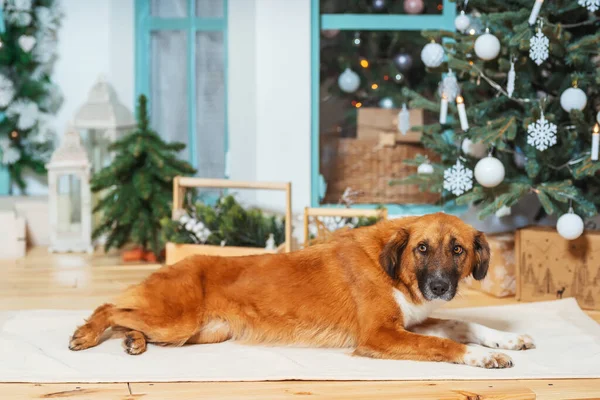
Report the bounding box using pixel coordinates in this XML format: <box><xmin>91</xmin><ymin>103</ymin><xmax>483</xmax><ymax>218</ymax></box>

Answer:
<box><xmin>302</xmin><ymin>207</ymin><xmax>388</xmax><ymax>247</ymax></box>
<box><xmin>357</xmin><ymin>107</ymin><xmax>424</xmax><ymax>143</ymax></box>
<box><xmin>515</xmin><ymin>226</ymin><xmax>600</xmax><ymax>311</ymax></box>
<box><xmin>320</xmin><ymin>137</ymin><xmax>440</xmax><ymax>205</ymax></box>
<box><xmin>166</xmin><ymin>177</ymin><xmax>292</xmax><ymax>265</ymax></box>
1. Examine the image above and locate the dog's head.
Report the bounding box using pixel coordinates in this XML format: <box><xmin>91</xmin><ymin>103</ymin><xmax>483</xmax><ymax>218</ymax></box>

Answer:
<box><xmin>379</xmin><ymin>213</ymin><xmax>490</xmax><ymax>301</ymax></box>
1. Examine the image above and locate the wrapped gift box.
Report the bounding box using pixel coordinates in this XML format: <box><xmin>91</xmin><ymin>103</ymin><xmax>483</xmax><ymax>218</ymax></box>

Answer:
<box><xmin>515</xmin><ymin>227</ymin><xmax>600</xmax><ymax>311</ymax></box>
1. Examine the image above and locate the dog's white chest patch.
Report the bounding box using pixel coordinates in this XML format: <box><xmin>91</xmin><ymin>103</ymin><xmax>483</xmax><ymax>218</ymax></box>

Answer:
<box><xmin>393</xmin><ymin>288</ymin><xmax>444</xmax><ymax>328</ymax></box>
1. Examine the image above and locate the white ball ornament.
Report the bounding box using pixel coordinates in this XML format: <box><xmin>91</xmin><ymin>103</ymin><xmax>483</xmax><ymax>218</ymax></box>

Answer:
<box><xmin>560</xmin><ymin>87</ymin><xmax>587</xmax><ymax>112</ymax></box>
<box><xmin>474</xmin><ymin>31</ymin><xmax>501</xmax><ymax>61</ymax></box>
<box><xmin>338</xmin><ymin>68</ymin><xmax>360</xmax><ymax>93</ymax></box>
<box><xmin>556</xmin><ymin>210</ymin><xmax>584</xmax><ymax>240</ymax></box>
<box><xmin>421</xmin><ymin>42</ymin><xmax>445</xmax><ymax>68</ymax></box>
<box><xmin>461</xmin><ymin>138</ymin><xmax>487</xmax><ymax>159</ymax></box>
<box><xmin>455</xmin><ymin>11</ymin><xmax>470</xmax><ymax>32</ymax></box>
<box><xmin>417</xmin><ymin>162</ymin><xmax>434</xmax><ymax>175</ymax></box>
<box><xmin>474</xmin><ymin>155</ymin><xmax>505</xmax><ymax>188</ymax></box>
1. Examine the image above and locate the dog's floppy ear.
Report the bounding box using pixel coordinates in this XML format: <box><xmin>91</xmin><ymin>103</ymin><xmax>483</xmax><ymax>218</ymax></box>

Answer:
<box><xmin>379</xmin><ymin>229</ymin><xmax>409</xmax><ymax>280</ymax></box>
<box><xmin>472</xmin><ymin>231</ymin><xmax>490</xmax><ymax>281</ymax></box>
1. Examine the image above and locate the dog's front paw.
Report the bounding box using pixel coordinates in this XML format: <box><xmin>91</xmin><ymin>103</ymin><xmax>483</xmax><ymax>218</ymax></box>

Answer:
<box><xmin>483</xmin><ymin>333</ymin><xmax>535</xmax><ymax>351</ymax></box>
<box><xmin>463</xmin><ymin>346</ymin><xmax>513</xmax><ymax>369</ymax></box>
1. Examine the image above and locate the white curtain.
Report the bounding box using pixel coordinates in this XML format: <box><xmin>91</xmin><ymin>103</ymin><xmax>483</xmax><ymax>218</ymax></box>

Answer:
<box><xmin>149</xmin><ymin>0</ymin><xmax>226</xmax><ymax>180</ymax></box>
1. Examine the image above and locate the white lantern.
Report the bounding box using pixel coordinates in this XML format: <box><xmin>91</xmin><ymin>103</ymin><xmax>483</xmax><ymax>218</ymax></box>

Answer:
<box><xmin>47</xmin><ymin>125</ymin><xmax>93</xmax><ymax>254</ymax></box>
<box><xmin>73</xmin><ymin>75</ymin><xmax>136</xmax><ymax>174</ymax></box>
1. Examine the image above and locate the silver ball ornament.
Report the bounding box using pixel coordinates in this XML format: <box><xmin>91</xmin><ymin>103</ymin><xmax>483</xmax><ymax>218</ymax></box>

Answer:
<box><xmin>404</xmin><ymin>0</ymin><xmax>424</xmax><ymax>14</ymax></box>
<box><xmin>372</xmin><ymin>0</ymin><xmax>386</xmax><ymax>11</ymax></box>
<box><xmin>455</xmin><ymin>11</ymin><xmax>470</xmax><ymax>32</ymax></box>
<box><xmin>421</xmin><ymin>42</ymin><xmax>445</xmax><ymax>68</ymax></box>
<box><xmin>393</xmin><ymin>53</ymin><xmax>413</xmax><ymax>72</ymax></box>
<box><xmin>322</xmin><ymin>30</ymin><xmax>340</xmax><ymax>38</ymax></box>
<box><xmin>379</xmin><ymin>97</ymin><xmax>395</xmax><ymax>109</ymax></box>
<box><xmin>338</xmin><ymin>68</ymin><xmax>360</xmax><ymax>93</ymax></box>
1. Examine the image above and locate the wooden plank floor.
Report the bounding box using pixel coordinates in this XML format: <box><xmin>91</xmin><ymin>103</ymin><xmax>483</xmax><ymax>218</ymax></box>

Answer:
<box><xmin>1</xmin><ymin>247</ymin><xmax>599</xmax><ymax>399</ymax></box>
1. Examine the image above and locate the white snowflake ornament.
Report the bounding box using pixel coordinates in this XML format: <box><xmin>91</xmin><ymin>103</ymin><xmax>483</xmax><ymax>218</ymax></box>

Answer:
<box><xmin>529</xmin><ymin>28</ymin><xmax>549</xmax><ymax>66</ymax></box>
<box><xmin>527</xmin><ymin>112</ymin><xmax>557</xmax><ymax>151</ymax></box>
<box><xmin>579</xmin><ymin>0</ymin><xmax>599</xmax><ymax>12</ymax></box>
<box><xmin>443</xmin><ymin>159</ymin><xmax>473</xmax><ymax>196</ymax></box>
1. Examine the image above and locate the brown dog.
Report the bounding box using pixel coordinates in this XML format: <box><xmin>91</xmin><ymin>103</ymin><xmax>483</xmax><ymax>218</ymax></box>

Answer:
<box><xmin>69</xmin><ymin>213</ymin><xmax>534</xmax><ymax>368</ymax></box>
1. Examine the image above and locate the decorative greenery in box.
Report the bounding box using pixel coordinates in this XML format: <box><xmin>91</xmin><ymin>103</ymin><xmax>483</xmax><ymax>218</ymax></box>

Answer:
<box><xmin>161</xmin><ymin>194</ymin><xmax>286</xmax><ymax>249</ymax></box>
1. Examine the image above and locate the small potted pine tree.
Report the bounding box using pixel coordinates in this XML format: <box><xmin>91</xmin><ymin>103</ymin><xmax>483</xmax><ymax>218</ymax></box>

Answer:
<box><xmin>91</xmin><ymin>95</ymin><xmax>196</xmax><ymax>262</ymax></box>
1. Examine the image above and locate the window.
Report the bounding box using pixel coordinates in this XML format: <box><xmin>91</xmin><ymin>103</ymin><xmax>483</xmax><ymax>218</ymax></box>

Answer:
<box><xmin>310</xmin><ymin>0</ymin><xmax>457</xmax><ymax>213</ymax></box>
<box><xmin>135</xmin><ymin>0</ymin><xmax>228</xmax><ymax>179</ymax></box>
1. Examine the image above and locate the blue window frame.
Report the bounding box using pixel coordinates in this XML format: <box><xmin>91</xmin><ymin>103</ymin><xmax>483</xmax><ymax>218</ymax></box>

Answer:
<box><xmin>310</xmin><ymin>0</ymin><xmax>464</xmax><ymax>215</ymax></box>
<box><xmin>135</xmin><ymin>0</ymin><xmax>228</xmax><ymax>177</ymax></box>
<box><xmin>0</xmin><ymin>7</ymin><xmax>8</xmax><ymax>195</ymax></box>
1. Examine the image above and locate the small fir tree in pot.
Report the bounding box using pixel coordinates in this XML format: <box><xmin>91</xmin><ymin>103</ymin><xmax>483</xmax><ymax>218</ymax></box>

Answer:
<box><xmin>91</xmin><ymin>95</ymin><xmax>196</xmax><ymax>261</ymax></box>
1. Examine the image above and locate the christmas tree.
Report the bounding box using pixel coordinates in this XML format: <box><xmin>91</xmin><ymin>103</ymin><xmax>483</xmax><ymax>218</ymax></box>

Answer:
<box><xmin>0</xmin><ymin>0</ymin><xmax>63</xmax><ymax>191</ymax></box>
<box><xmin>398</xmin><ymin>0</ymin><xmax>600</xmax><ymax>234</ymax></box>
<box><xmin>91</xmin><ymin>95</ymin><xmax>196</xmax><ymax>258</ymax></box>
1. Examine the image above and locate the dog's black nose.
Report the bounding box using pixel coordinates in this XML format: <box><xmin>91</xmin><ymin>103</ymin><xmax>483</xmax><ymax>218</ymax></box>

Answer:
<box><xmin>429</xmin><ymin>280</ymin><xmax>450</xmax><ymax>296</ymax></box>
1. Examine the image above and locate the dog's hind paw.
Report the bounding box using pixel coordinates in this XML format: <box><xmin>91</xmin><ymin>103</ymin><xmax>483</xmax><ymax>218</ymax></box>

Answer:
<box><xmin>123</xmin><ymin>331</ymin><xmax>147</xmax><ymax>355</ymax></box>
<box><xmin>463</xmin><ymin>346</ymin><xmax>514</xmax><ymax>369</ymax></box>
<box><xmin>69</xmin><ymin>324</ymin><xmax>99</xmax><ymax>351</ymax></box>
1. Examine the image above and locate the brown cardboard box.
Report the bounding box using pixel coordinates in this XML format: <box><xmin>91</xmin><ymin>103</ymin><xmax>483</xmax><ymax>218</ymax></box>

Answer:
<box><xmin>464</xmin><ymin>233</ymin><xmax>516</xmax><ymax>298</ymax></box>
<box><xmin>515</xmin><ymin>226</ymin><xmax>600</xmax><ymax>310</ymax></box>
<box><xmin>357</xmin><ymin>107</ymin><xmax>424</xmax><ymax>143</ymax></box>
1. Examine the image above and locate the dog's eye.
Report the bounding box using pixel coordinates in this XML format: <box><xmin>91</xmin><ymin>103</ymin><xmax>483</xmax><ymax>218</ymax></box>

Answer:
<box><xmin>453</xmin><ymin>245</ymin><xmax>463</xmax><ymax>255</ymax></box>
<box><xmin>418</xmin><ymin>244</ymin><xmax>427</xmax><ymax>253</ymax></box>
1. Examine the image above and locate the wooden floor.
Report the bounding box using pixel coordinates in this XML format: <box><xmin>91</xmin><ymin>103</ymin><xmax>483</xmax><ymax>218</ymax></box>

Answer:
<box><xmin>1</xmin><ymin>248</ymin><xmax>599</xmax><ymax>400</ymax></box>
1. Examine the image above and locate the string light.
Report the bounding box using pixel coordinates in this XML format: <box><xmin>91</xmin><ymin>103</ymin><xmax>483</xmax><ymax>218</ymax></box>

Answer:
<box><xmin>383</xmin><ymin>75</ymin><xmax>389</xmax><ymax>81</ymax></box>
<box><xmin>355</xmin><ymin>102</ymin><xmax>363</xmax><ymax>108</ymax></box>
<box><xmin>360</xmin><ymin>59</ymin><xmax>369</xmax><ymax>68</ymax></box>
<box><xmin>371</xmin><ymin>83</ymin><xmax>378</xmax><ymax>89</ymax></box>
<box><xmin>10</xmin><ymin>130</ymin><xmax>18</xmax><ymax>139</ymax></box>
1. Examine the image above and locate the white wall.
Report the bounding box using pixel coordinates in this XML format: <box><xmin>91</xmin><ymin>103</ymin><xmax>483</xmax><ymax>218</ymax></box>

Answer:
<box><xmin>227</xmin><ymin>0</ymin><xmax>258</xmax><ymax>205</ymax></box>
<box><xmin>253</xmin><ymin>0</ymin><xmax>312</xmax><ymax>214</ymax></box>
<box><xmin>22</xmin><ymin>0</ymin><xmax>314</xmax><ymax>214</ymax></box>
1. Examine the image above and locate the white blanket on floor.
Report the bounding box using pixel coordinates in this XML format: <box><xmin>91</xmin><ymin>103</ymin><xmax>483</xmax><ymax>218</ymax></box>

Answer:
<box><xmin>0</xmin><ymin>298</ymin><xmax>599</xmax><ymax>383</ymax></box>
